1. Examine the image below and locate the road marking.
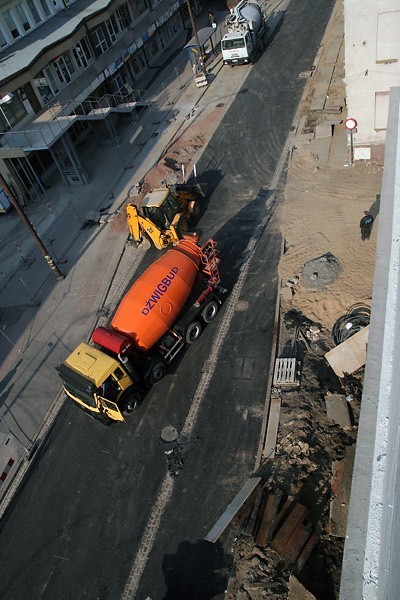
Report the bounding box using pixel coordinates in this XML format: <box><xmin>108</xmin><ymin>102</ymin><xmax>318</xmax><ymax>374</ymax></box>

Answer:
<box><xmin>122</xmin><ymin>139</ymin><xmax>292</xmax><ymax>600</ymax></box>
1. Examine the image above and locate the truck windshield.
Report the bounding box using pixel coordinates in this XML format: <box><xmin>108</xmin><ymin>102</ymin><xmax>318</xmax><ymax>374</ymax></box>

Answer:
<box><xmin>222</xmin><ymin>38</ymin><xmax>245</xmax><ymax>49</ymax></box>
<box><xmin>144</xmin><ymin>195</ymin><xmax>180</xmax><ymax>229</ymax></box>
<box><xmin>58</xmin><ymin>363</ymin><xmax>97</xmax><ymax>408</ymax></box>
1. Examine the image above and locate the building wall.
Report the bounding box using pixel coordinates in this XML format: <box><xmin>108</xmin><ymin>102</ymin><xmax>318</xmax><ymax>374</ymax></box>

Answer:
<box><xmin>344</xmin><ymin>0</ymin><xmax>400</xmax><ymax>161</ymax></box>
<box><xmin>340</xmin><ymin>86</ymin><xmax>400</xmax><ymax>600</ymax></box>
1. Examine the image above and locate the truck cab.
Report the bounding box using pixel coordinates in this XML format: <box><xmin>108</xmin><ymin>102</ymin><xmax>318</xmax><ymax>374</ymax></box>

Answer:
<box><xmin>221</xmin><ymin>31</ymin><xmax>254</xmax><ymax>64</ymax></box>
<box><xmin>57</xmin><ymin>343</ymin><xmax>140</xmax><ymax>422</ymax></box>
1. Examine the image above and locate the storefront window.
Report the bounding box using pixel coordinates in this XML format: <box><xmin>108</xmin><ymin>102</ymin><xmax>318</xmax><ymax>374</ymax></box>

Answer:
<box><xmin>129</xmin><ymin>50</ymin><xmax>145</xmax><ymax>76</ymax></box>
<box><xmin>157</xmin><ymin>31</ymin><xmax>165</xmax><ymax>50</ymax></box>
<box><xmin>166</xmin><ymin>14</ymin><xmax>181</xmax><ymax>40</ymax></box>
<box><xmin>33</xmin><ymin>70</ymin><xmax>54</xmax><ymax>104</ymax></box>
<box><xmin>0</xmin><ymin>94</ymin><xmax>27</xmax><ymax>128</ymax></box>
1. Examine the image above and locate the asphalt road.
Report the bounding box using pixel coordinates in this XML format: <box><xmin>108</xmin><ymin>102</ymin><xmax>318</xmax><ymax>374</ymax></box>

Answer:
<box><xmin>0</xmin><ymin>0</ymin><xmax>334</xmax><ymax>598</ymax></box>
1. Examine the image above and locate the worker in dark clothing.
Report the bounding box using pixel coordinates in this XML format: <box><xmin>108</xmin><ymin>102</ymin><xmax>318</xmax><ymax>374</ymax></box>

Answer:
<box><xmin>360</xmin><ymin>211</ymin><xmax>374</xmax><ymax>240</ymax></box>
<box><xmin>208</xmin><ymin>10</ymin><xmax>216</xmax><ymax>27</ymax></box>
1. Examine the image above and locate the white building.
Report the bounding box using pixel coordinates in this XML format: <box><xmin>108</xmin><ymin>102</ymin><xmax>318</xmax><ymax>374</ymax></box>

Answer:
<box><xmin>344</xmin><ymin>0</ymin><xmax>400</xmax><ymax>162</ymax></box>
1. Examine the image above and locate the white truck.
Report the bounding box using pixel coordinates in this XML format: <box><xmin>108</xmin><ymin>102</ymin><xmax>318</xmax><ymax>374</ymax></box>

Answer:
<box><xmin>221</xmin><ymin>0</ymin><xmax>267</xmax><ymax>66</ymax></box>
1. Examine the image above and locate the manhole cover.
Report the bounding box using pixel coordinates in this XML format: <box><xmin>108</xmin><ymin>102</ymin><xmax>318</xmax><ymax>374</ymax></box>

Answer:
<box><xmin>161</xmin><ymin>426</ymin><xmax>178</xmax><ymax>443</ymax></box>
<box><xmin>236</xmin><ymin>300</ymin><xmax>249</xmax><ymax>312</ymax></box>
<box><xmin>302</xmin><ymin>252</ymin><xmax>342</xmax><ymax>289</ymax></box>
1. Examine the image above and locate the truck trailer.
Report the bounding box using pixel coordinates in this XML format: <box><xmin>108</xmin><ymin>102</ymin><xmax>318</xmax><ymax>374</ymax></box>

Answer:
<box><xmin>57</xmin><ymin>237</ymin><xmax>225</xmax><ymax>423</ymax></box>
<box><xmin>221</xmin><ymin>0</ymin><xmax>267</xmax><ymax>66</ymax></box>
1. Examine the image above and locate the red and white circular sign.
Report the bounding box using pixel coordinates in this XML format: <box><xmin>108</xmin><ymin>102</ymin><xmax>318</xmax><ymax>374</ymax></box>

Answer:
<box><xmin>345</xmin><ymin>117</ymin><xmax>358</xmax><ymax>131</ymax></box>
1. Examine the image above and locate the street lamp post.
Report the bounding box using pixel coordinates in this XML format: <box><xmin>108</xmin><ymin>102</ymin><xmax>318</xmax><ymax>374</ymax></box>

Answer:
<box><xmin>0</xmin><ymin>175</ymin><xmax>64</xmax><ymax>280</ymax></box>
<box><xmin>186</xmin><ymin>0</ymin><xmax>207</xmax><ymax>78</ymax></box>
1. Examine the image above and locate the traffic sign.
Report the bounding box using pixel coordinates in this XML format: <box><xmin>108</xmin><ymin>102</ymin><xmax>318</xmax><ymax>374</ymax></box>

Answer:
<box><xmin>345</xmin><ymin>118</ymin><xmax>358</xmax><ymax>131</ymax></box>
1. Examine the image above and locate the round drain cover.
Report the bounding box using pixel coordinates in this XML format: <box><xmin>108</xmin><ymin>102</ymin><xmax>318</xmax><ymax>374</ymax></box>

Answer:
<box><xmin>161</xmin><ymin>426</ymin><xmax>178</xmax><ymax>443</ymax></box>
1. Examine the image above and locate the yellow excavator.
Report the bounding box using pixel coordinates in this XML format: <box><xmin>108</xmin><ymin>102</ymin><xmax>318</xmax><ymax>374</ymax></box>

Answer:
<box><xmin>126</xmin><ymin>183</ymin><xmax>206</xmax><ymax>250</ymax></box>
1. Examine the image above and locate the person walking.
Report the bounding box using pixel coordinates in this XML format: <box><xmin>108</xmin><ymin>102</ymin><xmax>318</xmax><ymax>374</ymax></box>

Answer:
<box><xmin>360</xmin><ymin>211</ymin><xmax>374</xmax><ymax>240</ymax></box>
<box><xmin>208</xmin><ymin>10</ymin><xmax>216</xmax><ymax>28</ymax></box>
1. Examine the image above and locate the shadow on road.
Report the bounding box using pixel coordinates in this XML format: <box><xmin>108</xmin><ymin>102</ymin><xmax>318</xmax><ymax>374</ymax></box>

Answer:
<box><xmin>162</xmin><ymin>538</ymin><xmax>233</xmax><ymax>599</ymax></box>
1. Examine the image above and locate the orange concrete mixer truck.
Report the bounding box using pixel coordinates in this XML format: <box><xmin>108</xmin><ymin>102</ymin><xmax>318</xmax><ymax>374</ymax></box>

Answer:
<box><xmin>57</xmin><ymin>237</ymin><xmax>224</xmax><ymax>423</ymax></box>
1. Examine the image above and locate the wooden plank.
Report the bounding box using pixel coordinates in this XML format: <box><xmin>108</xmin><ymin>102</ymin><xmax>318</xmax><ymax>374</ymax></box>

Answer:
<box><xmin>263</xmin><ymin>395</ymin><xmax>281</xmax><ymax>459</ymax></box>
<box><xmin>295</xmin><ymin>527</ymin><xmax>321</xmax><ymax>574</ymax></box>
<box><xmin>329</xmin><ymin>444</ymin><xmax>356</xmax><ymax>537</ymax></box>
<box><xmin>272</xmin><ymin>497</ymin><xmax>293</xmax><ymax>534</ymax></box>
<box><xmin>271</xmin><ymin>503</ymin><xmax>309</xmax><ymax>555</ymax></box>
<box><xmin>325</xmin><ymin>394</ymin><xmax>351</xmax><ymax>429</ymax></box>
<box><xmin>245</xmin><ymin>483</ymin><xmax>264</xmax><ymax>534</ymax></box>
<box><xmin>325</xmin><ymin>325</ymin><xmax>369</xmax><ymax>378</ymax></box>
<box><xmin>254</xmin><ymin>492</ymin><xmax>283</xmax><ymax>547</ymax></box>
<box><xmin>282</xmin><ymin>523</ymin><xmax>313</xmax><ymax>563</ymax></box>
<box><xmin>205</xmin><ymin>477</ymin><xmax>262</xmax><ymax>543</ymax></box>
<box><xmin>233</xmin><ymin>483</ymin><xmax>263</xmax><ymax>528</ymax></box>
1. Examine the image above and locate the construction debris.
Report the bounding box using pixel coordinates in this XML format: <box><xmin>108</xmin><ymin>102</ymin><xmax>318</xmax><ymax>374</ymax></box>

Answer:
<box><xmin>325</xmin><ymin>325</ymin><xmax>369</xmax><ymax>377</ymax></box>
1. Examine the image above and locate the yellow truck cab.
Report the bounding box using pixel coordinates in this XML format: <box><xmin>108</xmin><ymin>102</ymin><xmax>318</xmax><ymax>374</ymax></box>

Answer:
<box><xmin>57</xmin><ymin>343</ymin><xmax>140</xmax><ymax>422</ymax></box>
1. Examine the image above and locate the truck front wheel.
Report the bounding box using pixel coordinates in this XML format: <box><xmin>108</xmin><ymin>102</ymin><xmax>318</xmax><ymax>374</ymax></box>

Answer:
<box><xmin>185</xmin><ymin>321</ymin><xmax>202</xmax><ymax>344</ymax></box>
<box><xmin>123</xmin><ymin>391</ymin><xmax>142</xmax><ymax>414</ymax></box>
<box><xmin>148</xmin><ymin>360</ymin><xmax>167</xmax><ymax>385</ymax></box>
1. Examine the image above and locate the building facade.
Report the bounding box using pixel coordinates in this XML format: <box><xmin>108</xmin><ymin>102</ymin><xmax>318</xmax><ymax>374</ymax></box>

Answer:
<box><xmin>344</xmin><ymin>0</ymin><xmax>400</xmax><ymax>162</ymax></box>
<box><xmin>0</xmin><ymin>0</ymin><xmax>200</xmax><ymax>203</ymax></box>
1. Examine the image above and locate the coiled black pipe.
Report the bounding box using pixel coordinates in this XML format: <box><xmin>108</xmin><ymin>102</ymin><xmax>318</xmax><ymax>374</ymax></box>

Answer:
<box><xmin>332</xmin><ymin>303</ymin><xmax>371</xmax><ymax>345</ymax></box>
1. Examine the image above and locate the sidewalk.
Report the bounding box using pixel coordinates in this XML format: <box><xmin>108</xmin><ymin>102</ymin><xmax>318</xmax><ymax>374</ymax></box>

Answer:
<box><xmin>0</xmin><ymin>3</ymin><xmax>247</xmax><ymax>513</ymax></box>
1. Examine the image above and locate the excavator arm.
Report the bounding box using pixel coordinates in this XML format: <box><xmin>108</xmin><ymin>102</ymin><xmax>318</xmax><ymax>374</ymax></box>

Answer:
<box><xmin>126</xmin><ymin>204</ymin><xmax>143</xmax><ymax>246</ymax></box>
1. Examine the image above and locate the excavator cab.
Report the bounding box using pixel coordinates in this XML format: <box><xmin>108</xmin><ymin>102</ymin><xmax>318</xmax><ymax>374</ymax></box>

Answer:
<box><xmin>141</xmin><ymin>189</ymin><xmax>180</xmax><ymax>229</ymax></box>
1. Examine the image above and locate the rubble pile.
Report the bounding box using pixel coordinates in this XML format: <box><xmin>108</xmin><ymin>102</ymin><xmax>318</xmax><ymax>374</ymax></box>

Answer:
<box><xmin>226</xmin><ymin>312</ymin><xmax>363</xmax><ymax>599</ymax></box>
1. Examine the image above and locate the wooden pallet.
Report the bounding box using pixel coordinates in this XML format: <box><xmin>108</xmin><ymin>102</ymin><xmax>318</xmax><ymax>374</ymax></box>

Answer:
<box><xmin>273</xmin><ymin>358</ymin><xmax>300</xmax><ymax>386</ymax></box>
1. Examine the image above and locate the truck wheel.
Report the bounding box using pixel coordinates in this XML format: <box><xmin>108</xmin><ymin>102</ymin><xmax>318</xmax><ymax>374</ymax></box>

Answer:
<box><xmin>201</xmin><ymin>300</ymin><xmax>219</xmax><ymax>323</ymax></box>
<box><xmin>148</xmin><ymin>360</ymin><xmax>167</xmax><ymax>385</ymax></box>
<box><xmin>123</xmin><ymin>391</ymin><xmax>142</xmax><ymax>414</ymax></box>
<box><xmin>185</xmin><ymin>321</ymin><xmax>202</xmax><ymax>344</ymax></box>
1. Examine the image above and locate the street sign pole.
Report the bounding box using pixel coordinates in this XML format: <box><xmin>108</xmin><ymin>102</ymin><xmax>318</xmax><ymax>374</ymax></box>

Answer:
<box><xmin>345</xmin><ymin>117</ymin><xmax>358</xmax><ymax>165</ymax></box>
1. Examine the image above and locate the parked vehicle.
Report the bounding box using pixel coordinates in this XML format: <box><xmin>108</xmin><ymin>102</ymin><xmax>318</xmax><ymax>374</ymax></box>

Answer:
<box><xmin>126</xmin><ymin>183</ymin><xmax>206</xmax><ymax>250</ymax></box>
<box><xmin>221</xmin><ymin>0</ymin><xmax>267</xmax><ymax>66</ymax></box>
<box><xmin>57</xmin><ymin>237</ymin><xmax>225</xmax><ymax>422</ymax></box>
<box><xmin>0</xmin><ymin>187</ymin><xmax>11</xmax><ymax>213</ymax></box>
